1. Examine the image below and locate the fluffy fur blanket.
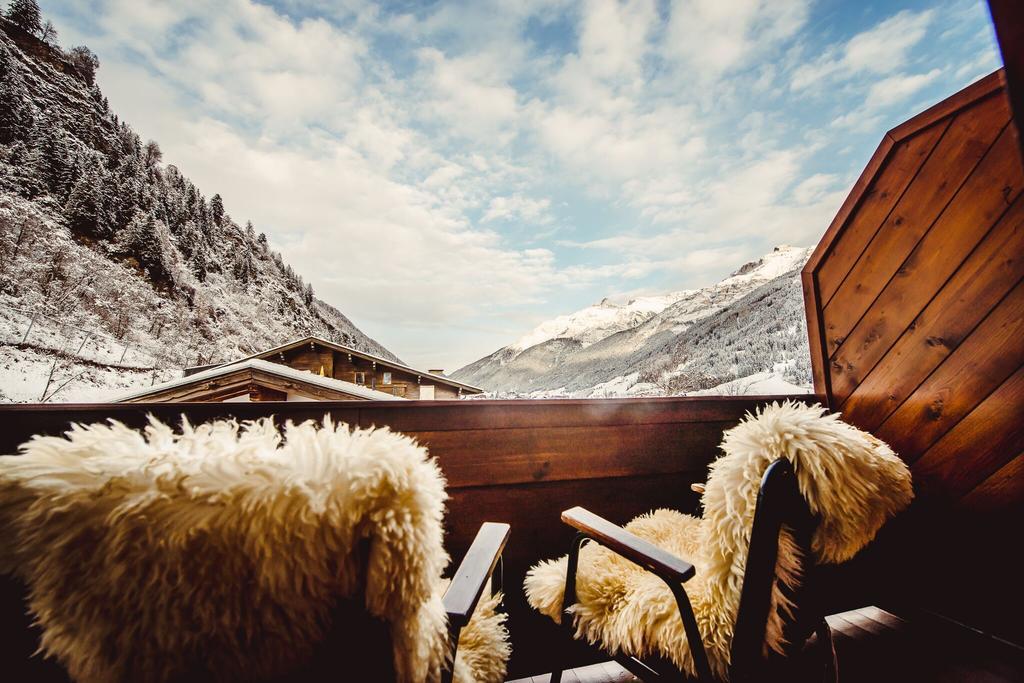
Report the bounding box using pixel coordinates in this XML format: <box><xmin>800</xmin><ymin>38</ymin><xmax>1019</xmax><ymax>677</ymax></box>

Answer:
<box><xmin>0</xmin><ymin>416</ymin><xmax>509</xmax><ymax>683</ymax></box>
<box><xmin>525</xmin><ymin>401</ymin><xmax>913</xmax><ymax>679</ymax></box>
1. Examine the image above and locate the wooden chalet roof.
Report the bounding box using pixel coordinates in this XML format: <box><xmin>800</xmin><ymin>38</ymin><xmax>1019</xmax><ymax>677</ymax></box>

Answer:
<box><xmin>218</xmin><ymin>336</ymin><xmax>486</xmax><ymax>394</ymax></box>
<box><xmin>113</xmin><ymin>358</ymin><xmax>406</xmax><ymax>403</ymax></box>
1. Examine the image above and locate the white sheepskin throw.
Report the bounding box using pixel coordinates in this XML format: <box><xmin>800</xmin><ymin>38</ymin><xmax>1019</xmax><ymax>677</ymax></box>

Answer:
<box><xmin>0</xmin><ymin>416</ymin><xmax>509</xmax><ymax>683</ymax></box>
<box><xmin>525</xmin><ymin>401</ymin><xmax>913</xmax><ymax>679</ymax></box>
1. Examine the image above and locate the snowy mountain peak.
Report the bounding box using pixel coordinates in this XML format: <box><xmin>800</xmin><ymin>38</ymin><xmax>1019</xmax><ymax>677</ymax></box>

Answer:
<box><xmin>724</xmin><ymin>245</ymin><xmax>810</xmax><ymax>284</ymax></box>
<box><xmin>454</xmin><ymin>244</ymin><xmax>814</xmax><ymax>397</ymax></box>
<box><xmin>507</xmin><ymin>246</ymin><xmax>810</xmax><ymax>355</ymax></box>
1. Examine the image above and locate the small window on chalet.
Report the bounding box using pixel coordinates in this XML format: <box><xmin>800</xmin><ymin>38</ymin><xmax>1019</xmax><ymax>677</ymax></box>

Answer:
<box><xmin>354</xmin><ymin>372</ymin><xmax>365</xmax><ymax>385</ymax></box>
<box><xmin>383</xmin><ymin>371</ymin><xmax>392</xmax><ymax>385</ymax></box>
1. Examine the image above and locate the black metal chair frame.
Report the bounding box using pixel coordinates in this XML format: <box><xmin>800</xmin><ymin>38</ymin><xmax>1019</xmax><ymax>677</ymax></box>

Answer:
<box><xmin>552</xmin><ymin>459</ymin><xmax>838</xmax><ymax>682</ymax></box>
<box><xmin>441</xmin><ymin>521</ymin><xmax>511</xmax><ymax>683</ymax></box>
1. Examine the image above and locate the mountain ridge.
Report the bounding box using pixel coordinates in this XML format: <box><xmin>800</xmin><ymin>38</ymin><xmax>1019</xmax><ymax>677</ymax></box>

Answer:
<box><xmin>452</xmin><ymin>245</ymin><xmax>814</xmax><ymax>397</ymax></box>
<box><xmin>0</xmin><ymin>17</ymin><xmax>397</xmax><ymax>400</ymax></box>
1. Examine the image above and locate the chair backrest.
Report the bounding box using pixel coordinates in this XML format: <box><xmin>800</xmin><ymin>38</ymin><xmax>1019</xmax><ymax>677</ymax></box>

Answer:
<box><xmin>728</xmin><ymin>458</ymin><xmax>820</xmax><ymax>682</ymax></box>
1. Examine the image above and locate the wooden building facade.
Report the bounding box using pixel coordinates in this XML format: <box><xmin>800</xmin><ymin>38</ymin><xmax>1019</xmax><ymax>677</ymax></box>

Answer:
<box><xmin>236</xmin><ymin>337</ymin><xmax>483</xmax><ymax>400</ymax></box>
<box><xmin>117</xmin><ymin>337</ymin><xmax>484</xmax><ymax>403</ymax></box>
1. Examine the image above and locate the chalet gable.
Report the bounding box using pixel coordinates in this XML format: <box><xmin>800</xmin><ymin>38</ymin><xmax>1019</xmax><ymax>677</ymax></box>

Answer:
<box><xmin>227</xmin><ymin>336</ymin><xmax>485</xmax><ymax>399</ymax></box>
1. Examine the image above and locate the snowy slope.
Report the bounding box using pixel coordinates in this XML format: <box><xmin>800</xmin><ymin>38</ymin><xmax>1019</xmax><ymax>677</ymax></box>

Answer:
<box><xmin>0</xmin><ymin>20</ymin><xmax>398</xmax><ymax>402</ymax></box>
<box><xmin>452</xmin><ymin>246</ymin><xmax>814</xmax><ymax>397</ymax></box>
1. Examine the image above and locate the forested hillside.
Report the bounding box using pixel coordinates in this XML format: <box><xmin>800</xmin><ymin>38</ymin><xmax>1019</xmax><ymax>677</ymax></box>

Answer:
<box><xmin>0</xmin><ymin>8</ymin><xmax>395</xmax><ymax>400</ymax></box>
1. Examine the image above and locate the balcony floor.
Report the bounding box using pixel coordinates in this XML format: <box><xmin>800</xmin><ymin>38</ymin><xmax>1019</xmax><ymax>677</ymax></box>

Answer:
<box><xmin>508</xmin><ymin>606</ymin><xmax>1024</xmax><ymax>682</ymax></box>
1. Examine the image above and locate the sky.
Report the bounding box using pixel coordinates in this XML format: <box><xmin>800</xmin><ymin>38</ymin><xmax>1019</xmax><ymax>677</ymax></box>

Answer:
<box><xmin>40</xmin><ymin>0</ymin><xmax>1001</xmax><ymax>370</ymax></box>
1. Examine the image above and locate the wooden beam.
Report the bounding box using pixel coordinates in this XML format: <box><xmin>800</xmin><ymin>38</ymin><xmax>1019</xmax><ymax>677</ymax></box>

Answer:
<box><xmin>988</xmin><ymin>1</ymin><xmax>1024</xmax><ymax>159</ymax></box>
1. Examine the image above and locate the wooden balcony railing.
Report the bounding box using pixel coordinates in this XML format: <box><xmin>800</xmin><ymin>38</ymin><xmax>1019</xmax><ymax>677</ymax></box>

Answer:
<box><xmin>0</xmin><ymin>395</ymin><xmax>812</xmax><ymax>676</ymax></box>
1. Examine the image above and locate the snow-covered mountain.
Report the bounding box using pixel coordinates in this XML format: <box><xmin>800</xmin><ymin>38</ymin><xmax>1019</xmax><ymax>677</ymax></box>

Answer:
<box><xmin>0</xmin><ymin>18</ymin><xmax>396</xmax><ymax>401</ymax></box>
<box><xmin>452</xmin><ymin>245</ymin><xmax>814</xmax><ymax>397</ymax></box>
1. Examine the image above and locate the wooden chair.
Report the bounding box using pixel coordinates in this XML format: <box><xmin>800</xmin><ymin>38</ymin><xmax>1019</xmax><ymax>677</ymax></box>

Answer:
<box><xmin>553</xmin><ymin>459</ymin><xmax>837</xmax><ymax>682</ymax></box>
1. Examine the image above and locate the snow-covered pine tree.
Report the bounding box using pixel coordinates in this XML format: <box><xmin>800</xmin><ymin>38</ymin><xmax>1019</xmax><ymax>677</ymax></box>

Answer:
<box><xmin>210</xmin><ymin>193</ymin><xmax>224</xmax><ymax>226</ymax></box>
<box><xmin>232</xmin><ymin>243</ymin><xmax>256</xmax><ymax>285</ymax></box>
<box><xmin>3</xmin><ymin>0</ymin><xmax>42</xmax><ymax>35</ymax></box>
<box><xmin>120</xmin><ymin>212</ymin><xmax>172</xmax><ymax>285</ymax></box>
<box><xmin>0</xmin><ymin>43</ymin><xmax>33</xmax><ymax>146</ymax></box>
<box><xmin>64</xmin><ymin>156</ymin><xmax>107</xmax><ymax>237</ymax></box>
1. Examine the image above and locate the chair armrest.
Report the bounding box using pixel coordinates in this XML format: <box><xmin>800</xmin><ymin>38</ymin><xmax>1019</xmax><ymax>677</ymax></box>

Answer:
<box><xmin>560</xmin><ymin>508</ymin><xmax>712</xmax><ymax>681</ymax></box>
<box><xmin>442</xmin><ymin>522</ymin><xmax>510</xmax><ymax>628</ymax></box>
<box><xmin>561</xmin><ymin>506</ymin><xmax>695</xmax><ymax>583</ymax></box>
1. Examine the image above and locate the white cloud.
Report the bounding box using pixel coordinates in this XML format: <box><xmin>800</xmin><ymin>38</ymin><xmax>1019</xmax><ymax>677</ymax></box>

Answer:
<box><xmin>864</xmin><ymin>68</ymin><xmax>943</xmax><ymax>109</ymax></box>
<box><xmin>482</xmin><ymin>195</ymin><xmax>553</xmax><ymax>224</ymax></box>
<box><xmin>791</xmin><ymin>10</ymin><xmax>934</xmax><ymax>90</ymax></box>
<box><xmin>831</xmin><ymin>68</ymin><xmax>943</xmax><ymax>130</ymax></box>
<box><xmin>41</xmin><ymin>0</ymin><xmax>998</xmax><ymax>368</ymax></box>
<box><xmin>665</xmin><ymin>0</ymin><xmax>809</xmax><ymax>79</ymax></box>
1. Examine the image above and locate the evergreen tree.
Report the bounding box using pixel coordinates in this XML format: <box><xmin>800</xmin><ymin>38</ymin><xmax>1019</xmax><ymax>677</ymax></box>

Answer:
<box><xmin>4</xmin><ymin>0</ymin><xmax>42</xmax><ymax>35</ymax></box>
<box><xmin>256</xmin><ymin>232</ymin><xmax>268</xmax><ymax>257</ymax></box>
<box><xmin>232</xmin><ymin>245</ymin><xmax>256</xmax><ymax>285</ymax></box>
<box><xmin>121</xmin><ymin>212</ymin><xmax>170</xmax><ymax>283</ymax></box>
<box><xmin>64</xmin><ymin>157</ymin><xmax>106</xmax><ymax>236</ymax></box>
<box><xmin>0</xmin><ymin>43</ymin><xmax>34</xmax><ymax>145</ymax></box>
<box><xmin>303</xmin><ymin>282</ymin><xmax>314</xmax><ymax>306</ymax></box>
<box><xmin>210</xmin><ymin>193</ymin><xmax>224</xmax><ymax>226</ymax></box>
<box><xmin>244</xmin><ymin>220</ymin><xmax>255</xmax><ymax>242</ymax></box>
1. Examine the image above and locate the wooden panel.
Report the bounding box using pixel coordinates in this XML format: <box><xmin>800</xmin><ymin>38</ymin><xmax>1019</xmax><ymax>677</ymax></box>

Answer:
<box><xmin>803</xmin><ymin>72</ymin><xmax>1024</xmax><ymax>644</ymax></box>
<box><xmin>840</xmin><ymin>197</ymin><xmax>1024</xmax><ymax>429</ymax></box>
<box><xmin>251</xmin><ymin>385</ymin><xmax>287</xmax><ymax>401</ymax></box>
<box><xmin>909</xmin><ymin>365</ymin><xmax>1024</xmax><ymax>501</ymax></box>
<box><xmin>875</xmin><ymin>280</ymin><xmax>1024</xmax><ymax>457</ymax></box>
<box><xmin>958</xmin><ymin>450</ymin><xmax>1024</xmax><ymax>514</ymax></box>
<box><xmin>817</xmin><ymin>122</ymin><xmax>948</xmax><ymax>306</ymax></box>
<box><xmin>0</xmin><ymin>396</ymin><xmax>795</xmax><ymax>677</ymax></box>
<box><xmin>822</xmin><ymin>93</ymin><xmax>1010</xmax><ymax>355</ymax></box>
<box><xmin>989</xmin><ymin>1</ymin><xmax>1024</xmax><ymax>159</ymax></box>
<box><xmin>249</xmin><ymin>368</ymin><xmax>372</xmax><ymax>401</ymax></box>
<box><xmin>122</xmin><ymin>368</ymin><xmax>255</xmax><ymax>403</ymax></box>
<box><xmin>412</xmin><ymin>421</ymin><xmax>733</xmax><ymax>487</ymax></box>
<box><xmin>830</xmin><ymin>128</ymin><xmax>1024</xmax><ymax>406</ymax></box>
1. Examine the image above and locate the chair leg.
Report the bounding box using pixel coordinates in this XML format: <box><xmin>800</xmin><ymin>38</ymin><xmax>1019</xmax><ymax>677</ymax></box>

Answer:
<box><xmin>816</xmin><ymin>619</ymin><xmax>838</xmax><ymax>683</ymax></box>
<box><xmin>548</xmin><ymin>534</ymin><xmax>589</xmax><ymax>683</ymax></box>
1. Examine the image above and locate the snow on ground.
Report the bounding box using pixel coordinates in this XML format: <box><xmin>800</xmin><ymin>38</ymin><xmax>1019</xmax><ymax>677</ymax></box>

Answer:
<box><xmin>686</xmin><ymin>370</ymin><xmax>812</xmax><ymax>397</ymax></box>
<box><xmin>0</xmin><ymin>345</ymin><xmax>177</xmax><ymax>403</ymax></box>
<box><xmin>0</xmin><ymin>302</ymin><xmax>164</xmax><ymax>369</ymax></box>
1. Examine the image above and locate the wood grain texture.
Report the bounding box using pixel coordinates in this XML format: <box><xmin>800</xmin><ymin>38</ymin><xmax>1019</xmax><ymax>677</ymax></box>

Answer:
<box><xmin>958</xmin><ymin>449</ymin><xmax>1024</xmax><ymax>514</ymax></box>
<box><xmin>875</xmin><ymin>280</ymin><xmax>1024</xmax><ymax>458</ymax></box>
<box><xmin>830</xmin><ymin>127</ymin><xmax>1024</xmax><ymax>406</ymax></box>
<box><xmin>816</xmin><ymin>122</ymin><xmax>948</xmax><ymax>306</ymax></box>
<box><xmin>822</xmin><ymin>93</ymin><xmax>1010</xmax><ymax>355</ymax></box>
<box><xmin>804</xmin><ymin>71</ymin><xmax>1024</xmax><ymax>644</ymax></box>
<box><xmin>840</xmin><ymin>197</ymin><xmax>1024</xmax><ymax>429</ymax></box>
<box><xmin>909</xmin><ymin>364</ymin><xmax>1024</xmax><ymax>501</ymax></box>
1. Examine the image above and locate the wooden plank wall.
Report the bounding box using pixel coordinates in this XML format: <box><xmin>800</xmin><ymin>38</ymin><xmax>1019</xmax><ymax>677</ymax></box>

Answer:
<box><xmin>802</xmin><ymin>69</ymin><xmax>1024</xmax><ymax>644</ymax></box>
<box><xmin>0</xmin><ymin>396</ymin><xmax>802</xmax><ymax>676</ymax></box>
